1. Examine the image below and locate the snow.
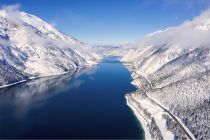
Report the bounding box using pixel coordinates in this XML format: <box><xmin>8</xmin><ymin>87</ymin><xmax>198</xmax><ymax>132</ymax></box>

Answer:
<box><xmin>135</xmin><ymin>95</ymin><xmax>174</xmax><ymax>140</ymax></box>
<box><xmin>126</xmin><ymin>95</ymin><xmax>152</xmax><ymax>140</ymax></box>
<box><xmin>146</xmin><ymin>93</ymin><xmax>196</xmax><ymax>140</ymax></box>
<box><xmin>126</xmin><ymin>93</ymin><xmax>175</xmax><ymax>140</ymax></box>
<box><xmin>0</xmin><ymin>6</ymin><xmax>102</xmax><ymax>87</ymax></box>
<box><xmin>0</xmin><ymin>79</ymin><xmax>27</xmax><ymax>89</ymax></box>
<box><xmin>113</xmin><ymin>8</ymin><xmax>210</xmax><ymax>140</ymax></box>
<box><xmin>1</xmin><ymin>4</ymin><xmax>210</xmax><ymax>140</ymax></box>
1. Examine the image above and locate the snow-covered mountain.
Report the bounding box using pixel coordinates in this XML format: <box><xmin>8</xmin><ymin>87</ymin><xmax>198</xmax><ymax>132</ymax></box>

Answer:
<box><xmin>0</xmin><ymin>7</ymin><xmax>102</xmax><ymax>87</ymax></box>
<box><xmin>121</xmin><ymin>9</ymin><xmax>210</xmax><ymax>140</ymax></box>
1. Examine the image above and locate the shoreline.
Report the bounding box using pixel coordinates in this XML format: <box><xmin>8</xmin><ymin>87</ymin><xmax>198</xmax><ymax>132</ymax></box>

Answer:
<box><xmin>123</xmin><ymin>61</ymin><xmax>195</xmax><ymax>140</ymax></box>
<box><xmin>0</xmin><ymin>58</ymin><xmax>103</xmax><ymax>90</ymax></box>
<box><xmin>123</xmin><ymin>62</ymin><xmax>174</xmax><ymax>140</ymax></box>
<box><xmin>0</xmin><ymin>58</ymin><xmax>104</xmax><ymax>90</ymax></box>
<box><xmin>126</xmin><ymin>95</ymin><xmax>151</xmax><ymax>140</ymax></box>
<box><xmin>0</xmin><ymin>71</ymin><xmax>74</xmax><ymax>89</ymax></box>
<box><xmin>0</xmin><ymin>64</ymin><xmax>89</xmax><ymax>90</ymax></box>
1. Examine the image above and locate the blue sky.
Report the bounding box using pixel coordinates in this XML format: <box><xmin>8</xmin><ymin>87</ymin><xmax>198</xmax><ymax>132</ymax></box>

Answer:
<box><xmin>0</xmin><ymin>0</ymin><xmax>210</xmax><ymax>44</ymax></box>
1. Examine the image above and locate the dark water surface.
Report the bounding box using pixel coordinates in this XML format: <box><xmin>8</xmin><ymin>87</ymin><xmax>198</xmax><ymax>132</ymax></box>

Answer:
<box><xmin>0</xmin><ymin>57</ymin><xmax>144</xmax><ymax>139</ymax></box>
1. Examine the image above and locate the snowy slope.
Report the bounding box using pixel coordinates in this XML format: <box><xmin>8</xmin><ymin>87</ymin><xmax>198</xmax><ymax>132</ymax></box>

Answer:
<box><xmin>121</xmin><ymin>9</ymin><xmax>210</xmax><ymax>139</ymax></box>
<box><xmin>0</xmin><ymin>7</ymin><xmax>102</xmax><ymax>87</ymax></box>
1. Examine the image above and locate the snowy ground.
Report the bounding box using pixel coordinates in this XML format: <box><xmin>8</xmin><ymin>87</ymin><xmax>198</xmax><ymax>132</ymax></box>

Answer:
<box><xmin>115</xmin><ymin>8</ymin><xmax>210</xmax><ymax>140</ymax></box>
<box><xmin>124</xmin><ymin>64</ymin><xmax>192</xmax><ymax>140</ymax></box>
<box><xmin>0</xmin><ymin>6</ymin><xmax>102</xmax><ymax>88</ymax></box>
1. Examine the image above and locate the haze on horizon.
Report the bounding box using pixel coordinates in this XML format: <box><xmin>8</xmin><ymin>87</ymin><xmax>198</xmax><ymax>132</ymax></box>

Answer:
<box><xmin>0</xmin><ymin>0</ymin><xmax>210</xmax><ymax>44</ymax></box>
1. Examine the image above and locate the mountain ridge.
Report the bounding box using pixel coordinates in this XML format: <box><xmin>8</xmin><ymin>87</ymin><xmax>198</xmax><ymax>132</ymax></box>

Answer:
<box><xmin>119</xmin><ymin>8</ymin><xmax>210</xmax><ymax>139</ymax></box>
<box><xmin>0</xmin><ymin>7</ymin><xmax>102</xmax><ymax>87</ymax></box>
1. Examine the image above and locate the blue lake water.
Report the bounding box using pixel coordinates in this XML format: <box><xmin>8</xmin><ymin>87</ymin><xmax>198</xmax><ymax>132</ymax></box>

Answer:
<box><xmin>0</xmin><ymin>57</ymin><xmax>144</xmax><ymax>139</ymax></box>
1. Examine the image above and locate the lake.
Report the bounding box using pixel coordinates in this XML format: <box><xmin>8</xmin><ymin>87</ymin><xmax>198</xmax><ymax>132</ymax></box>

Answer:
<box><xmin>0</xmin><ymin>57</ymin><xmax>144</xmax><ymax>139</ymax></box>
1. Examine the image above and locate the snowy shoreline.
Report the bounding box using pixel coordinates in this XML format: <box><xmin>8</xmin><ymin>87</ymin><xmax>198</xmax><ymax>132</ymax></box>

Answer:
<box><xmin>123</xmin><ymin>63</ymin><xmax>152</xmax><ymax>140</ymax></box>
<box><xmin>0</xmin><ymin>79</ymin><xmax>28</xmax><ymax>89</ymax></box>
<box><xmin>123</xmin><ymin>62</ymin><xmax>188</xmax><ymax>140</ymax></box>
<box><xmin>0</xmin><ymin>71</ymin><xmax>73</xmax><ymax>89</ymax></box>
<box><xmin>0</xmin><ymin>60</ymin><xmax>102</xmax><ymax>90</ymax></box>
<box><xmin>0</xmin><ymin>65</ymin><xmax>84</xmax><ymax>90</ymax></box>
<box><xmin>126</xmin><ymin>95</ymin><xmax>151</xmax><ymax>140</ymax></box>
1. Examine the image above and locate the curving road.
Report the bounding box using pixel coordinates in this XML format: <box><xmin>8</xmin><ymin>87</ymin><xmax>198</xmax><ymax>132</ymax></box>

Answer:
<box><xmin>130</xmin><ymin>64</ymin><xmax>195</xmax><ymax>140</ymax></box>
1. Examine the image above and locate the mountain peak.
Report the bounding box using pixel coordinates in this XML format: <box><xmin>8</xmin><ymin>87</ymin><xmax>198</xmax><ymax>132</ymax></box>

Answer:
<box><xmin>0</xmin><ymin>8</ymin><xmax>102</xmax><ymax>86</ymax></box>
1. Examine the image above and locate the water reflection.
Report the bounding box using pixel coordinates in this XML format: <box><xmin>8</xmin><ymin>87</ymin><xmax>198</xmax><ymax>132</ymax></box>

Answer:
<box><xmin>0</xmin><ymin>65</ymin><xmax>98</xmax><ymax>114</ymax></box>
<box><xmin>0</xmin><ymin>57</ymin><xmax>143</xmax><ymax>139</ymax></box>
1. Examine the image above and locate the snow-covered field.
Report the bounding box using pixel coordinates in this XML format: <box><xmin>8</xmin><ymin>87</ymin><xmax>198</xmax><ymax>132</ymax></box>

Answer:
<box><xmin>117</xmin><ymin>8</ymin><xmax>210</xmax><ymax>140</ymax></box>
<box><xmin>0</xmin><ymin>6</ymin><xmax>102</xmax><ymax>87</ymax></box>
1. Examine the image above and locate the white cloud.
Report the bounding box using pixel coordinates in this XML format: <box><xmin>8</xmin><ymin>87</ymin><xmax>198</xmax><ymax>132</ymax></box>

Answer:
<box><xmin>0</xmin><ymin>4</ymin><xmax>22</xmax><ymax>25</ymax></box>
<box><xmin>1</xmin><ymin>4</ymin><xmax>20</xmax><ymax>12</ymax></box>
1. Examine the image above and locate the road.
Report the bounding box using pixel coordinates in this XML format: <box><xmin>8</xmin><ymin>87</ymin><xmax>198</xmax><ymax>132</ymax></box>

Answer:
<box><xmin>130</xmin><ymin>64</ymin><xmax>195</xmax><ymax>140</ymax></box>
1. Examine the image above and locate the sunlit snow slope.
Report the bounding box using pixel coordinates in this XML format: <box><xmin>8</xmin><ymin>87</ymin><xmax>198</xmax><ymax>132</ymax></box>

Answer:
<box><xmin>0</xmin><ymin>7</ymin><xmax>102</xmax><ymax>87</ymax></box>
<box><xmin>121</xmin><ymin>9</ymin><xmax>210</xmax><ymax>140</ymax></box>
